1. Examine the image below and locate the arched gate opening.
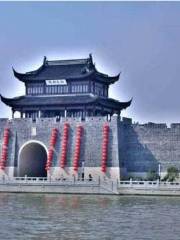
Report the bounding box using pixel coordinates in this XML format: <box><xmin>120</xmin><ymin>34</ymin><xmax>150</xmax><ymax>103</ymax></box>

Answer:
<box><xmin>18</xmin><ymin>141</ymin><xmax>47</xmax><ymax>177</ymax></box>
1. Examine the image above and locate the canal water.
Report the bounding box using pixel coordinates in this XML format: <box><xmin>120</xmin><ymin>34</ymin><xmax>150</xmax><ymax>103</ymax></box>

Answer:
<box><xmin>0</xmin><ymin>194</ymin><xmax>179</xmax><ymax>240</ymax></box>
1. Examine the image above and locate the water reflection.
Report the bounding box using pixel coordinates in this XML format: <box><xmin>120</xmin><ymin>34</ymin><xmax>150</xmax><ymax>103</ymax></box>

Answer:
<box><xmin>0</xmin><ymin>194</ymin><xmax>179</xmax><ymax>240</ymax></box>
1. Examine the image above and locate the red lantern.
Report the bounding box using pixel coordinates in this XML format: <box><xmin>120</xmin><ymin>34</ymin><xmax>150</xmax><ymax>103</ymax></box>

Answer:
<box><xmin>0</xmin><ymin>128</ymin><xmax>10</xmax><ymax>170</ymax></box>
<box><xmin>45</xmin><ymin>128</ymin><xmax>58</xmax><ymax>171</ymax></box>
<box><xmin>72</xmin><ymin>126</ymin><xmax>83</xmax><ymax>172</ymax></box>
<box><xmin>59</xmin><ymin>123</ymin><xmax>70</xmax><ymax>168</ymax></box>
<box><xmin>101</xmin><ymin>124</ymin><xmax>110</xmax><ymax>173</ymax></box>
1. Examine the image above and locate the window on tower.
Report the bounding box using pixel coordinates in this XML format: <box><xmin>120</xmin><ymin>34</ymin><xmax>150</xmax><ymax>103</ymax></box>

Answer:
<box><xmin>45</xmin><ymin>85</ymin><xmax>69</xmax><ymax>95</ymax></box>
<box><xmin>71</xmin><ymin>82</ymin><xmax>88</xmax><ymax>93</ymax></box>
<box><xmin>27</xmin><ymin>83</ymin><xmax>44</xmax><ymax>95</ymax></box>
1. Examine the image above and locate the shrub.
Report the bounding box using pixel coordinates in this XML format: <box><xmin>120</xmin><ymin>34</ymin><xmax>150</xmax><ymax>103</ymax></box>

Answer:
<box><xmin>163</xmin><ymin>166</ymin><xmax>179</xmax><ymax>182</ymax></box>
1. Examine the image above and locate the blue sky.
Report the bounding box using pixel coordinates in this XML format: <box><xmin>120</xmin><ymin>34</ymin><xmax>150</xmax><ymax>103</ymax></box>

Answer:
<box><xmin>0</xmin><ymin>2</ymin><xmax>180</xmax><ymax>124</ymax></box>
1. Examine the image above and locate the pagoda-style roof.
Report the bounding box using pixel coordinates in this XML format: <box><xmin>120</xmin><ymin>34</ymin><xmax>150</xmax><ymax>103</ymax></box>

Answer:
<box><xmin>0</xmin><ymin>94</ymin><xmax>131</xmax><ymax>111</ymax></box>
<box><xmin>13</xmin><ymin>54</ymin><xmax>119</xmax><ymax>84</ymax></box>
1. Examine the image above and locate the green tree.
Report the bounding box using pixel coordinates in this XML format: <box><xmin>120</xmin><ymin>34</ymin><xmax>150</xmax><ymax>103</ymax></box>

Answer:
<box><xmin>164</xmin><ymin>166</ymin><xmax>179</xmax><ymax>182</ymax></box>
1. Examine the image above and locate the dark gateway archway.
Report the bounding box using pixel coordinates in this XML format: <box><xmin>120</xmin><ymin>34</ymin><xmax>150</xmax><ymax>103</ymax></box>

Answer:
<box><xmin>18</xmin><ymin>142</ymin><xmax>47</xmax><ymax>177</ymax></box>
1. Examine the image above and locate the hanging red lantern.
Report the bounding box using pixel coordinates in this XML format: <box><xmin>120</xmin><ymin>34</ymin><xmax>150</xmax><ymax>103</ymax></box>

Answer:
<box><xmin>72</xmin><ymin>126</ymin><xmax>83</xmax><ymax>172</ymax></box>
<box><xmin>59</xmin><ymin>123</ymin><xmax>70</xmax><ymax>169</ymax></box>
<box><xmin>101</xmin><ymin>124</ymin><xmax>109</xmax><ymax>173</ymax></box>
<box><xmin>0</xmin><ymin>128</ymin><xmax>10</xmax><ymax>170</ymax></box>
<box><xmin>45</xmin><ymin>128</ymin><xmax>58</xmax><ymax>171</ymax></box>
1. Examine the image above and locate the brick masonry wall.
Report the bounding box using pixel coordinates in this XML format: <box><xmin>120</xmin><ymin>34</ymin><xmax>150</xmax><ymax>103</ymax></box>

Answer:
<box><xmin>119</xmin><ymin>118</ymin><xmax>180</xmax><ymax>176</ymax></box>
<box><xmin>0</xmin><ymin>116</ymin><xmax>120</xmax><ymax>177</ymax></box>
<box><xmin>2</xmin><ymin>115</ymin><xmax>180</xmax><ymax>179</ymax></box>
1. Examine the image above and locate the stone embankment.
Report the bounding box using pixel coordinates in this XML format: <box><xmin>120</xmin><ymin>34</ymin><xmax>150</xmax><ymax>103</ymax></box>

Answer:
<box><xmin>0</xmin><ymin>177</ymin><xmax>118</xmax><ymax>195</ymax></box>
<box><xmin>0</xmin><ymin>178</ymin><xmax>180</xmax><ymax>196</ymax></box>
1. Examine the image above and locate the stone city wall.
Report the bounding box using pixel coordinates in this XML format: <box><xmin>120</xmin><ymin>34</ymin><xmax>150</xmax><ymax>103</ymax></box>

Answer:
<box><xmin>1</xmin><ymin>115</ymin><xmax>180</xmax><ymax>180</ymax></box>
<box><xmin>120</xmin><ymin>117</ymin><xmax>180</xmax><ymax>178</ymax></box>
<box><xmin>0</xmin><ymin>116</ymin><xmax>120</xmax><ymax>180</ymax></box>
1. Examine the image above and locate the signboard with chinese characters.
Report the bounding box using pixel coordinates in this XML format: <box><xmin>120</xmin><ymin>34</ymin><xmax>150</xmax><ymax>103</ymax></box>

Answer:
<box><xmin>45</xmin><ymin>79</ymin><xmax>67</xmax><ymax>85</ymax></box>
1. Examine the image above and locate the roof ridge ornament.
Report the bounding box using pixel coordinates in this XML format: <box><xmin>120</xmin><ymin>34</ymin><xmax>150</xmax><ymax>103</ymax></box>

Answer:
<box><xmin>43</xmin><ymin>56</ymin><xmax>47</xmax><ymax>65</ymax></box>
<box><xmin>89</xmin><ymin>53</ymin><xmax>93</xmax><ymax>63</ymax></box>
<box><xmin>87</xmin><ymin>53</ymin><xmax>94</xmax><ymax>70</ymax></box>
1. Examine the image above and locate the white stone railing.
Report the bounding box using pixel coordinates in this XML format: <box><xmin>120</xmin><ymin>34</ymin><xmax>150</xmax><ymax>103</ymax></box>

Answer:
<box><xmin>0</xmin><ymin>176</ymin><xmax>118</xmax><ymax>193</ymax></box>
<box><xmin>1</xmin><ymin>177</ymin><xmax>180</xmax><ymax>188</ymax></box>
<box><xmin>0</xmin><ymin>176</ymin><xmax>100</xmax><ymax>185</ymax></box>
<box><xmin>118</xmin><ymin>180</ymin><xmax>180</xmax><ymax>188</ymax></box>
<box><xmin>3</xmin><ymin>177</ymin><xmax>180</xmax><ymax>191</ymax></box>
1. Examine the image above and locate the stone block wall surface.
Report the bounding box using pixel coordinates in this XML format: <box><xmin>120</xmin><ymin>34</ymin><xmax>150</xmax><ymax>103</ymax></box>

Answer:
<box><xmin>119</xmin><ymin>119</ymin><xmax>180</xmax><ymax>176</ymax></box>
<box><xmin>0</xmin><ymin>116</ymin><xmax>120</xmax><ymax>178</ymax></box>
<box><xmin>2</xmin><ymin>115</ymin><xmax>180</xmax><ymax>179</ymax></box>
